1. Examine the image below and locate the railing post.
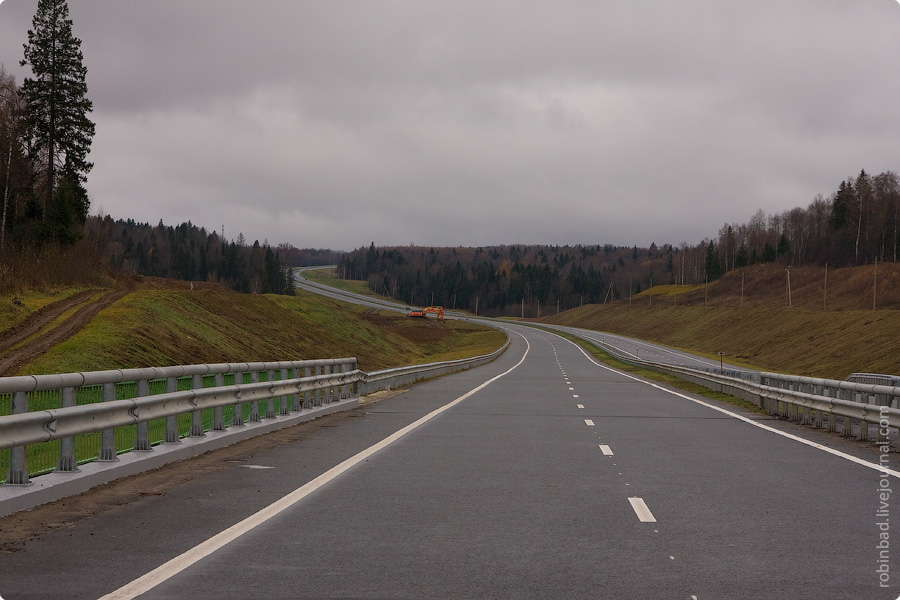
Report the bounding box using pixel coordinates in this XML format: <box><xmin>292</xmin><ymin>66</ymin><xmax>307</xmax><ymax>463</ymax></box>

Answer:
<box><xmin>315</xmin><ymin>365</ymin><xmax>323</xmax><ymax>406</ymax></box>
<box><xmin>6</xmin><ymin>391</ymin><xmax>31</xmax><ymax>485</ymax></box>
<box><xmin>134</xmin><ymin>379</ymin><xmax>151</xmax><ymax>450</ymax></box>
<box><xmin>858</xmin><ymin>406</ymin><xmax>871</xmax><ymax>442</ymax></box>
<box><xmin>265</xmin><ymin>369</ymin><xmax>276</xmax><ymax>419</ymax></box>
<box><xmin>304</xmin><ymin>366</ymin><xmax>312</xmax><ymax>409</ymax></box>
<box><xmin>249</xmin><ymin>370</ymin><xmax>261</xmax><ymax>422</ymax></box>
<box><xmin>280</xmin><ymin>368</ymin><xmax>292</xmax><ymax>415</ymax></box>
<box><xmin>840</xmin><ymin>390</ymin><xmax>854</xmax><ymax>437</ymax></box>
<box><xmin>213</xmin><ymin>372</ymin><xmax>225</xmax><ymax>431</ymax></box>
<box><xmin>98</xmin><ymin>383</ymin><xmax>118</xmax><ymax>461</ymax></box>
<box><xmin>164</xmin><ymin>377</ymin><xmax>180</xmax><ymax>443</ymax></box>
<box><xmin>340</xmin><ymin>362</ymin><xmax>349</xmax><ymax>400</ymax></box>
<box><xmin>324</xmin><ymin>364</ymin><xmax>332</xmax><ymax>403</ymax></box>
<box><xmin>190</xmin><ymin>373</ymin><xmax>205</xmax><ymax>437</ymax></box>
<box><xmin>351</xmin><ymin>358</ymin><xmax>359</xmax><ymax>399</ymax></box>
<box><xmin>232</xmin><ymin>370</ymin><xmax>245</xmax><ymax>427</ymax></box>
<box><xmin>56</xmin><ymin>387</ymin><xmax>79</xmax><ymax>471</ymax></box>
<box><xmin>290</xmin><ymin>368</ymin><xmax>301</xmax><ymax>412</ymax></box>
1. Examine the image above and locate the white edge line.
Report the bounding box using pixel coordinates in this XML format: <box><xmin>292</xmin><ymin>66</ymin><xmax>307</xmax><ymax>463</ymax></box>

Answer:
<box><xmin>559</xmin><ymin>334</ymin><xmax>900</xmax><ymax>479</ymax></box>
<box><xmin>99</xmin><ymin>330</ymin><xmax>532</xmax><ymax>600</ymax></box>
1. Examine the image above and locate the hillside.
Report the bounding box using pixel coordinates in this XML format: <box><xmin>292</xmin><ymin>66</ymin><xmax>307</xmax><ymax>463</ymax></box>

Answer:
<box><xmin>539</xmin><ymin>263</ymin><xmax>900</xmax><ymax>379</ymax></box>
<box><xmin>0</xmin><ymin>278</ymin><xmax>506</xmax><ymax>377</ymax></box>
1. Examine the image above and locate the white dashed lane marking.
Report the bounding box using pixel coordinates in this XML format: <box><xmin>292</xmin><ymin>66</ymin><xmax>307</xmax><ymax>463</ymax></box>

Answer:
<box><xmin>628</xmin><ymin>497</ymin><xmax>657</xmax><ymax>523</ymax></box>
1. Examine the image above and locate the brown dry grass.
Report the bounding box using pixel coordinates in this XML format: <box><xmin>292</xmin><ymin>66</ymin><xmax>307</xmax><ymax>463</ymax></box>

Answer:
<box><xmin>542</xmin><ymin>263</ymin><xmax>900</xmax><ymax>379</ymax></box>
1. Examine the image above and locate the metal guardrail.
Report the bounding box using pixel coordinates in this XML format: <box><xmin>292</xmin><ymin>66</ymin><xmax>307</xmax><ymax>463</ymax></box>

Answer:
<box><xmin>359</xmin><ymin>337</ymin><xmax>510</xmax><ymax>395</ymax></box>
<box><xmin>577</xmin><ymin>335</ymin><xmax>900</xmax><ymax>445</ymax></box>
<box><xmin>0</xmin><ymin>336</ymin><xmax>510</xmax><ymax>488</ymax></box>
<box><xmin>1</xmin><ymin>359</ymin><xmax>359</xmax><ymax>485</ymax></box>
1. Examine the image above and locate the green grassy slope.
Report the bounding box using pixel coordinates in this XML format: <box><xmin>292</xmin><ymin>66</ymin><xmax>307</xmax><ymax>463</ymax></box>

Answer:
<box><xmin>540</xmin><ymin>303</ymin><xmax>900</xmax><ymax>379</ymax></box>
<box><xmin>7</xmin><ymin>284</ymin><xmax>505</xmax><ymax>376</ymax></box>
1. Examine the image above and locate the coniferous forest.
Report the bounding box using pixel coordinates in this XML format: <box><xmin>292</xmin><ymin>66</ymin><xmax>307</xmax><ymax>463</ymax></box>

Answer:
<box><xmin>340</xmin><ymin>169</ymin><xmax>900</xmax><ymax>317</ymax></box>
<box><xmin>0</xmin><ymin>1</ymin><xmax>334</xmax><ymax>295</ymax></box>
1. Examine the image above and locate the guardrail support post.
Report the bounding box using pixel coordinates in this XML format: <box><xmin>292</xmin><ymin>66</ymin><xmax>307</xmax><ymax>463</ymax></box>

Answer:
<box><xmin>289</xmin><ymin>368</ymin><xmax>301</xmax><ymax>412</ymax></box>
<box><xmin>6</xmin><ymin>391</ymin><xmax>31</xmax><ymax>485</ymax></box>
<box><xmin>190</xmin><ymin>374</ymin><xmax>205</xmax><ymax>437</ymax></box>
<box><xmin>135</xmin><ymin>380</ymin><xmax>151</xmax><ymax>450</ymax></box>
<box><xmin>164</xmin><ymin>377</ymin><xmax>180</xmax><ymax>444</ymax></box>
<box><xmin>249</xmin><ymin>370</ymin><xmax>261</xmax><ymax>422</ymax></box>
<box><xmin>324</xmin><ymin>364</ymin><xmax>332</xmax><ymax>403</ymax></box>
<box><xmin>280</xmin><ymin>368</ymin><xmax>292</xmax><ymax>415</ymax></box>
<box><xmin>304</xmin><ymin>366</ymin><xmax>312</xmax><ymax>408</ymax></box>
<box><xmin>57</xmin><ymin>387</ymin><xmax>79</xmax><ymax>471</ymax></box>
<box><xmin>315</xmin><ymin>365</ymin><xmax>323</xmax><ymax>406</ymax></box>
<box><xmin>858</xmin><ymin>411</ymin><xmax>871</xmax><ymax>442</ymax></box>
<box><xmin>232</xmin><ymin>371</ymin><xmax>245</xmax><ymax>427</ymax></box>
<box><xmin>213</xmin><ymin>373</ymin><xmax>225</xmax><ymax>431</ymax></box>
<box><xmin>265</xmin><ymin>369</ymin><xmax>276</xmax><ymax>419</ymax></box>
<box><xmin>98</xmin><ymin>383</ymin><xmax>118</xmax><ymax>461</ymax></box>
<box><xmin>351</xmin><ymin>359</ymin><xmax>359</xmax><ymax>399</ymax></box>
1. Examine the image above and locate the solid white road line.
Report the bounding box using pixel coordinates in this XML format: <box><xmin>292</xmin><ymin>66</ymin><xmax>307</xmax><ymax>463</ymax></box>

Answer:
<box><xmin>628</xmin><ymin>497</ymin><xmax>657</xmax><ymax>523</ymax></box>
<box><xmin>98</xmin><ymin>331</ymin><xmax>532</xmax><ymax>600</ymax></box>
<box><xmin>561</xmin><ymin>334</ymin><xmax>900</xmax><ymax>479</ymax></box>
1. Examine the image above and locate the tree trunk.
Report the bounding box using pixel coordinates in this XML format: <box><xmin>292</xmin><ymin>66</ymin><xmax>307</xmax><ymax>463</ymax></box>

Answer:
<box><xmin>1</xmin><ymin>142</ymin><xmax>11</xmax><ymax>251</ymax></box>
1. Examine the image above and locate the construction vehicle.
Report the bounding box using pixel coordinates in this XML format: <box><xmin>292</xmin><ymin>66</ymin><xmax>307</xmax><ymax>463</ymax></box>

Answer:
<box><xmin>407</xmin><ymin>306</ymin><xmax>445</xmax><ymax>321</ymax></box>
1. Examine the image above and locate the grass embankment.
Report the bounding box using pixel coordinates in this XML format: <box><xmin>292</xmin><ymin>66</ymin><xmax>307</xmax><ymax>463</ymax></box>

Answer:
<box><xmin>6</xmin><ymin>283</ymin><xmax>505</xmax><ymax>376</ymax></box>
<box><xmin>540</xmin><ymin>263</ymin><xmax>900</xmax><ymax>379</ymax></box>
<box><xmin>541</xmin><ymin>303</ymin><xmax>900</xmax><ymax>379</ymax></box>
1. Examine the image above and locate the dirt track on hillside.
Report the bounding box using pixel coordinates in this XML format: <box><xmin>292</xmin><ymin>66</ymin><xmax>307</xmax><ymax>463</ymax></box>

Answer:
<box><xmin>0</xmin><ymin>289</ymin><xmax>126</xmax><ymax>376</ymax></box>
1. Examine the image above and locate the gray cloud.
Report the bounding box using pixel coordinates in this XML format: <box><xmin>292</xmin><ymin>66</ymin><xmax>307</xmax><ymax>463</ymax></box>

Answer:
<box><xmin>1</xmin><ymin>0</ymin><xmax>898</xmax><ymax>250</ymax></box>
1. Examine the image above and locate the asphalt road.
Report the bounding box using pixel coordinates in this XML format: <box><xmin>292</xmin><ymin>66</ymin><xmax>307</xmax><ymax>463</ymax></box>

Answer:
<box><xmin>1</xmin><ymin>323</ymin><xmax>893</xmax><ymax>599</ymax></box>
<box><xmin>294</xmin><ymin>267</ymin><xmax>743</xmax><ymax>374</ymax></box>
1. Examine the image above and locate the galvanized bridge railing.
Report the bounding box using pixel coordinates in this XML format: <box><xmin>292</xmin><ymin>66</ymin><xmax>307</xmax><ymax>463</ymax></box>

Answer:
<box><xmin>0</xmin><ymin>335</ymin><xmax>510</xmax><ymax>496</ymax></box>
<box><xmin>0</xmin><ymin>359</ymin><xmax>360</xmax><ymax>486</ymax></box>
<box><xmin>574</xmin><ymin>333</ymin><xmax>900</xmax><ymax>444</ymax></box>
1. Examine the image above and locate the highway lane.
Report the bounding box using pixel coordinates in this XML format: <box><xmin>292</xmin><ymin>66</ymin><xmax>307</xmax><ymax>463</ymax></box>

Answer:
<box><xmin>294</xmin><ymin>267</ymin><xmax>741</xmax><ymax>374</ymax></box>
<box><xmin>3</xmin><ymin>323</ymin><xmax>884</xmax><ymax>599</ymax></box>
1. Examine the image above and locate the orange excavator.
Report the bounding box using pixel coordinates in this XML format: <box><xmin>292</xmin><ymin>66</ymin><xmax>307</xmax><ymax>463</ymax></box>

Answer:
<box><xmin>407</xmin><ymin>306</ymin><xmax>445</xmax><ymax>321</ymax></box>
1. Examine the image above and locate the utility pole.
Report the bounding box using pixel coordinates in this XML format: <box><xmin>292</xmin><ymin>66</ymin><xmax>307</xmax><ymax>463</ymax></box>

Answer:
<box><xmin>874</xmin><ymin>257</ymin><xmax>878</xmax><ymax>311</ymax></box>
<box><xmin>786</xmin><ymin>267</ymin><xmax>792</xmax><ymax>308</ymax></box>
<box><xmin>521</xmin><ymin>298</ymin><xmax>524</xmax><ymax>319</ymax></box>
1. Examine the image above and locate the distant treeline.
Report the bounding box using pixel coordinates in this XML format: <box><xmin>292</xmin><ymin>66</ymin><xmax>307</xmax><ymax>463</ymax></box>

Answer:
<box><xmin>1</xmin><ymin>212</ymin><xmax>344</xmax><ymax>295</ymax></box>
<box><xmin>93</xmin><ymin>216</ymin><xmax>295</xmax><ymax>294</ymax></box>
<box><xmin>341</xmin><ymin>169</ymin><xmax>899</xmax><ymax>317</ymax></box>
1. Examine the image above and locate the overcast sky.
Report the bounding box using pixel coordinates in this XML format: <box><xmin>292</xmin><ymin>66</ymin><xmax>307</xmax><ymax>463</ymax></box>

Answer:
<box><xmin>1</xmin><ymin>1</ymin><xmax>899</xmax><ymax>251</ymax></box>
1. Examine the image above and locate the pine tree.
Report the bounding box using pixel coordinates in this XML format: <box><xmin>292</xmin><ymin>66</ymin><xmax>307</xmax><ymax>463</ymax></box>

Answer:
<box><xmin>20</xmin><ymin>0</ymin><xmax>94</xmax><ymax>242</ymax></box>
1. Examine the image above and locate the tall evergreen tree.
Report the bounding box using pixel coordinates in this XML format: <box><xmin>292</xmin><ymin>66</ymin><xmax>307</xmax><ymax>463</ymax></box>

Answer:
<box><xmin>20</xmin><ymin>0</ymin><xmax>94</xmax><ymax>242</ymax></box>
